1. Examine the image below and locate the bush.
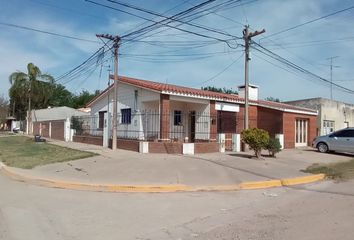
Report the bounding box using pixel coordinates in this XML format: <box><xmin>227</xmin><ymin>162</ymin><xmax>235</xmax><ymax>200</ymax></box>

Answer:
<box><xmin>241</xmin><ymin>128</ymin><xmax>269</xmax><ymax>158</ymax></box>
<box><xmin>71</xmin><ymin>117</ymin><xmax>83</xmax><ymax>135</ymax></box>
<box><xmin>266</xmin><ymin>138</ymin><xmax>282</xmax><ymax>157</ymax></box>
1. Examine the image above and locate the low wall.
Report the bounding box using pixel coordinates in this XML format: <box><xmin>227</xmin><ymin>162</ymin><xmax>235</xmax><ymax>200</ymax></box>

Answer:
<box><xmin>108</xmin><ymin>139</ymin><xmax>140</xmax><ymax>152</ymax></box>
<box><xmin>73</xmin><ymin>135</ymin><xmax>103</xmax><ymax>146</ymax></box>
<box><xmin>194</xmin><ymin>142</ymin><xmax>219</xmax><ymax>154</ymax></box>
<box><xmin>74</xmin><ymin>136</ymin><xmax>220</xmax><ymax>154</ymax></box>
<box><xmin>149</xmin><ymin>142</ymin><xmax>183</xmax><ymax>154</ymax></box>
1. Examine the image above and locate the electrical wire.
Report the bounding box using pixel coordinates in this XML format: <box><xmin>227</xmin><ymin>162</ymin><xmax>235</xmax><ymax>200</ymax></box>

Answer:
<box><xmin>261</xmin><ymin>4</ymin><xmax>354</xmax><ymax>40</ymax></box>
<box><xmin>251</xmin><ymin>41</ymin><xmax>354</xmax><ymax>94</ymax></box>
<box><xmin>0</xmin><ymin>21</ymin><xmax>100</xmax><ymax>43</ymax></box>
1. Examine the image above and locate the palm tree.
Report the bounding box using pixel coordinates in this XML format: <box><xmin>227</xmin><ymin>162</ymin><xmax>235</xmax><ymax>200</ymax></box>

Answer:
<box><xmin>9</xmin><ymin>63</ymin><xmax>54</xmax><ymax>133</ymax></box>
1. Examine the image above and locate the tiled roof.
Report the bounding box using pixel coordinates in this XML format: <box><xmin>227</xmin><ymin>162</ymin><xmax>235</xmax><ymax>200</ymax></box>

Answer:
<box><xmin>87</xmin><ymin>75</ymin><xmax>317</xmax><ymax>115</ymax></box>
<box><xmin>115</xmin><ymin>75</ymin><xmax>240</xmax><ymax>102</ymax></box>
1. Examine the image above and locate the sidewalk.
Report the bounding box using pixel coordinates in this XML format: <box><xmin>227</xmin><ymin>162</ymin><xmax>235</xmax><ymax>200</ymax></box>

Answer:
<box><xmin>1</xmin><ymin>139</ymin><xmax>352</xmax><ymax>192</ymax></box>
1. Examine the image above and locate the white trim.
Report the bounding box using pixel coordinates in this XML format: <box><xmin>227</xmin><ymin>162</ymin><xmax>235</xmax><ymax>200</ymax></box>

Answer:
<box><xmin>257</xmin><ymin>103</ymin><xmax>318</xmax><ymax>116</ymax></box>
<box><xmin>162</xmin><ymin>90</ymin><xmax>242</xmax><ymax>104</ymax></box>
<box><xmin>170</xmin><ymin>95</ymin><xmax>209</xmax><ymax>104</ymax></box>
<box><xmin>215</xmin><ymin>102</ymin><xmax>240</xmax><ymax>112</ymax></box>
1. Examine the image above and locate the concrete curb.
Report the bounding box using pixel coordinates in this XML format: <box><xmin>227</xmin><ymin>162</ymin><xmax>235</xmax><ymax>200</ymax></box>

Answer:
<box><xmin>0</xmin><ymin>164</ymin><xmax>325</xmax><ymax>193</ymax></box>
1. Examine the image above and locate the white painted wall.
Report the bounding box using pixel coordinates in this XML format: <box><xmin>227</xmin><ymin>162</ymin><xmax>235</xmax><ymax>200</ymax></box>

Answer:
<box><xmin>90</xmin><ymin>82</ymin><xmax>160</xmax><ymax>140</ymax></box>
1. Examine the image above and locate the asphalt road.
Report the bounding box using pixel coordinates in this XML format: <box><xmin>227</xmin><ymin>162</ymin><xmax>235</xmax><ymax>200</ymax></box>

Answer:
<box><xmin>1</xmin><ymin>174</ymin><xmax>354</xmax><ymax>240</ymax></box>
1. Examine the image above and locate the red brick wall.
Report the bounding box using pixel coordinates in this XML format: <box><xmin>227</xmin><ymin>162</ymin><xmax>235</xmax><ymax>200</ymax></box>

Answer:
<box><xmin>257</xmin><ymin>107</ymin><xmax>283</xmax><ymax>137</ymax></box>
<box><xmin>117</xmin><ymin>139</ymin><xmax>140</xmax><ymax>152</ymax></box>
<box><xmin>194</xmin><ymin>142</ymin><xmax>219</xmax><ymax>154</ymax></box>
<box><xmin>41</xmin><ymin>122</ymin><xmax>50</xmax><ymax>138</ymax></box>
<box><xmin>209</xmin><ymin>100</ymin><xmax>217</xmax><ymax>141</ymax></box>
<box><xmin>51</xmin><ymin>121</ymin><xmax>65</xmax><ymax>141</ymax></box>
<box><xmin>236</xmin><ymin>105</ymin><xmax>258</xmax><ymax>133</ymax></box>
<box><xmin>282</xmin><ymin>113</ymin><xmax>317</xmax><ymax>148</ymax></box>
<box><xmin>73</xmin><ymin>135</ymin><xmax>103</xmax><ymax>146</ymax></box>
<box><xmin>149</xmin><ymin>142</ymin><xmax>182</xmax><ymax>154</ymax></box>
<box><xmin>160</xmin><ymin>94</ymin><xmax>170</xmax><ymax>140</ymax></box>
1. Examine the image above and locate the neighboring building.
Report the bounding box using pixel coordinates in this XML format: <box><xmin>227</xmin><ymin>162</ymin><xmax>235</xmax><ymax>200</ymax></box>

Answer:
<box><xmin>285</xmin><ymin>98</ymin><xmax>354</xmax><ymax>136</ymax></box>
<box><xmin>31</xmin><ymin>106</ymin><xmax>89</xmax><ymax>141</ymax></box>
<box><xmin>75</xmin><ymin>76</ymin><xmax>317</xmax><ymax>153</ymax></box>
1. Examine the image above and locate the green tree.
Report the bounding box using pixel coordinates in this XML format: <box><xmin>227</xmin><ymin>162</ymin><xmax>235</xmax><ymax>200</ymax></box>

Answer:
<box><xmin>201</xmin><ymin>86</ymin><xmax>238</xmax><ymax>94</ymax></box>
<box><xmin>71</xmin><ymin>90</ymin><xmax>100</xmax><ymax>109</ymax></box>
<box><xmin>48</xmin><ymin>84</ymin><xmax>74</xmax><ymax>107</ymax></box>
<box><xmin>0</xmin><ymin>95</ymin><xmax>9</xmax><ymax>124</ymax></box>
<box><xmin>265</xmin><ymin>97</ymin><xmax>281</xmax><ymax>102</ymax></box>
<box><xmin>241</xmin><ymin>128</ymin><xmax>270</xmax><ymax>158</ymax></box>
<box><xmin>9</xmin><ymin>63</ymin><xmax>54</xmax><ymax>119</ymax></box>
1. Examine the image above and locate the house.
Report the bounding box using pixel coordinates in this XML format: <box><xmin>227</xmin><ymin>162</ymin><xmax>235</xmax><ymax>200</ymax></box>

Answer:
<box><xmin>285</xmin><ymin>97</ymin><xmax>354</xmax><ymax>136</ymax></box>
<box><xmin>75</xmin><ymin>76</ymin><xmax>317</xmax><ymax>153</ymax></box>
<box><xmin>31</xmin><ymin>106</ymin><xmax>89</xmax><ymax>141</ymax></box>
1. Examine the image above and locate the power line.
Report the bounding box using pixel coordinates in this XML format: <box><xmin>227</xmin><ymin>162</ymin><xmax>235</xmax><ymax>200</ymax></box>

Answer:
<box><xmin>85</xmin><ymin>0</ymin><xmax>240</xmax><ymax>44</ymax></box>
<box><xmin>251</xmin><ymin>41</ymin><xmax>354</xmax><ymax>94</ymax></box>
<box><xmin>105</xmin><ymin>0</ymin><xmax>239</xmax><ymax>40</ymax></box>
<box><xmin>197</xmin><ymin>52</ymin><xmax>244</xmax><ymax>86</ymax></box>
<box><xmin>0</xmin><ymin>21</ymin><xmax>100</xmax><ymax>43</ymax></box>
<box><xmin>262</xmin><ymin>4</ymin><xmax>354</xmax><ymax>40</ymax></box>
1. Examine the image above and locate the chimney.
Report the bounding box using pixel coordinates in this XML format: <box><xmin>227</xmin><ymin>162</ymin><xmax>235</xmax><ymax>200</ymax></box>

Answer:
<box><xmin>238</xmin><ymin>84</ymin><xmax>259</xmax><ymax>101</ymax></box>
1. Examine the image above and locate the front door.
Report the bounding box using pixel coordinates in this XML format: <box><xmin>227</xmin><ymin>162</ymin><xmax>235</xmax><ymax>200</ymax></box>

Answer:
<box><xmin>295</xmin><ymin>119</ymin><xmax>308</xmax><ymax>147</ymax></box>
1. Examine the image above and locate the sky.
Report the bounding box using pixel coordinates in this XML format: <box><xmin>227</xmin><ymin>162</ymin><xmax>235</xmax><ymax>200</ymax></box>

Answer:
<box><xmin>1</xmin><ymin>0</ymin><xmax>354</xmax><ymax>104</ymax></box>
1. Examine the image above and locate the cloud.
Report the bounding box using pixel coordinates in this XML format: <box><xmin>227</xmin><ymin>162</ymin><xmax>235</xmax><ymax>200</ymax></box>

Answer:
<box><xmin>1</xmin><ymin>0</ymin><xmax>354</xmax><ymax>104</ymax></box>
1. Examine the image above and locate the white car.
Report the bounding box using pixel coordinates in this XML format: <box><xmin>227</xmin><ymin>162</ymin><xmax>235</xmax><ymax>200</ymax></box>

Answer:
<box><xmin>312</xmin><ymin>128</ymin><xmax>354</xmax><ymax>153</ymax></box>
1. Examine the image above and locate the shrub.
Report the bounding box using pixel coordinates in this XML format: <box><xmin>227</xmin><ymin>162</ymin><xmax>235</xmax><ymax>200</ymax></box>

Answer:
<box><xmin>266</xmin><ymin>138</ymin><xmax>282</xmax><ymax>157</ymax></box>
<box><xmin>71</xmin><ymin>117</ymin><xmax>83</xmax><ymax>135</ymax></box>
<box><xmin>241</xmin><ymin>128</ymin><xmax>269</xmax><ymax>158</ymax></box>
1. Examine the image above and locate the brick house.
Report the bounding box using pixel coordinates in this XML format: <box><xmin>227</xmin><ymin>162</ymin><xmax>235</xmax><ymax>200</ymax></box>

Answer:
<box><xmin>79</xmin><ymin>76</ymin><xmax>317</xmax><ymax>153</ymax></box>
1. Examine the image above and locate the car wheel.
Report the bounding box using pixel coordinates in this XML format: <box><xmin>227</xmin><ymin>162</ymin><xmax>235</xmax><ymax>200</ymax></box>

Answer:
<box><xmin>317</xmin><ymin>142</ymin><xmax>328</xmax><ymax>153</ymax></box>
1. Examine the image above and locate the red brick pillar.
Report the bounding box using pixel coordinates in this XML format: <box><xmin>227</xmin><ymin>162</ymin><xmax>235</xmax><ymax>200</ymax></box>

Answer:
<box><xmin>237</xmin><ymin>106</ymin><xmax>245</xmax><ymax>133</ymax></box>
<box><xmin>308</xmin><ymin>115</ymin><xmax>317</xmax><ymax>146</ymax></box>
<box><xmin>209</xmin><ymin>100</ymin><xmax>217</xmax><ymax>141</ymax></box>
<box><xmin>160</xmin><ymin>94</ymin><xmax>170</xmax><ymax>140</ymax></box>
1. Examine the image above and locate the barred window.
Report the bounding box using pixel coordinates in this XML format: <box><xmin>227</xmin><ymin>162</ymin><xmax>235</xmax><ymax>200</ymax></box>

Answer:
<box><xmin>174</xmin><ymin>110</ymin><xmax>182</xmax><ymax>125</ymax></box>
<box><xmin>121</xmin><ymin>108</ymin><xmax>131</xmax><ymax>124</ymax></box>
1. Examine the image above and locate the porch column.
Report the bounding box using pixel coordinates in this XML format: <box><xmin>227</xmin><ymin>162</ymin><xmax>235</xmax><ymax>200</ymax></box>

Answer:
<box><xmin>160</xmin><ymin>94</ymin><xmax>170</xmax><ymax>140</ymax></box>
<box><xmin>209</xmin><ymin>100</ymin><xmax>217</xmax><ymax>141</ymax></box>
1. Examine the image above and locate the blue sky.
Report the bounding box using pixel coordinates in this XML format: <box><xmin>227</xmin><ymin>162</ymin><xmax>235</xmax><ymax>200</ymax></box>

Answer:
<box><xmin>1</xmin><ymin>0</ymin><xmax>354</xmax><ymax>104</ymax></box>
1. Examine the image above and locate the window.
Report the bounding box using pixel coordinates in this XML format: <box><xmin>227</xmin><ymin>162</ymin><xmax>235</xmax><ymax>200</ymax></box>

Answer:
<box><xmin>121</xmin><ymin>108</ymin><xmax>131</xmax><ymax>124</ymax></box>
<box><xmin>98</xmin><ymin>111</ymin><xmax>106</xmax><ymax>129</ymax></box>
<box><xmin>335</xmin><ymin>130</ymin><xmax>354</xmax><ymax>138</ymax></box>
<box><xmin>174</xmin><ymin>110</ymin><xmax>182</xmax><ymax>125</ymax></box>
<box><xmin>323</xmin><ymin>120</ymin><xmax>335</xmax><ymax>135</ymax></box>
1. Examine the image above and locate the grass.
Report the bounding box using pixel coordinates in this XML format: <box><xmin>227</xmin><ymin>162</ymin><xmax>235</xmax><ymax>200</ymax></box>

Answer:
<box><xmin>303</xmin><ymin>159</ymin><xmax>354</xmax><ymax>180</ymax></box>
<box><xmin>0</xmin><ymin>136</ymin><xmax>97</xmax><ymax>169</ymax></box>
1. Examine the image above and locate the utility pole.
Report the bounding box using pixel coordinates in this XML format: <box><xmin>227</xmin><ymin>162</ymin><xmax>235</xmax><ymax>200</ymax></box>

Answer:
<box><xmin>243</xmin><ymin>25</ymin><xmax>265</xmax><ymax>130</ymax></box>
<box><xmin>96</xmin><ymin>34</ymin><xmax>120</xmax><ymax>150</ymax></box>
<box><xmin>326</xmin><ymin>56</ymin><xmax>339</xmax><ymax>100</ymax></box>
<box><xmin>27</xmin><ymin>85</ymin><xmax>31</xmax><ymax>134</ymax></box>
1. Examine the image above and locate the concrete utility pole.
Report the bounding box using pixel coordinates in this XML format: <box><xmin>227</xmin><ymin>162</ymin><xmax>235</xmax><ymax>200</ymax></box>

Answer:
<box><xmin>27</xmin><ymin>85</ymin><xmax>31</xmax><ymax>134</ymax></box>
<box><xmin>243</xmin><ymin>25</ymin><xmax>265</xmax><ymax>130</ymax></box>
<box><xmin>327</xmin><ymin>56</ymin><xmax>339</xmax><ymax>100</ymax></box>
<box><xmin>96</xmin><ymin>34</ymin><xmax>120</xmax><ymax>150</ymax></box>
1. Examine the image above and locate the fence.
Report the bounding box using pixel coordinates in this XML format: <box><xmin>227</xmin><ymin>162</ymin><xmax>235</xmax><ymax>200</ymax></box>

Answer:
<box><xmin>71</xmin><ymin>110</ymin><xmax>234</xmax><ymax>143</ymax></box>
